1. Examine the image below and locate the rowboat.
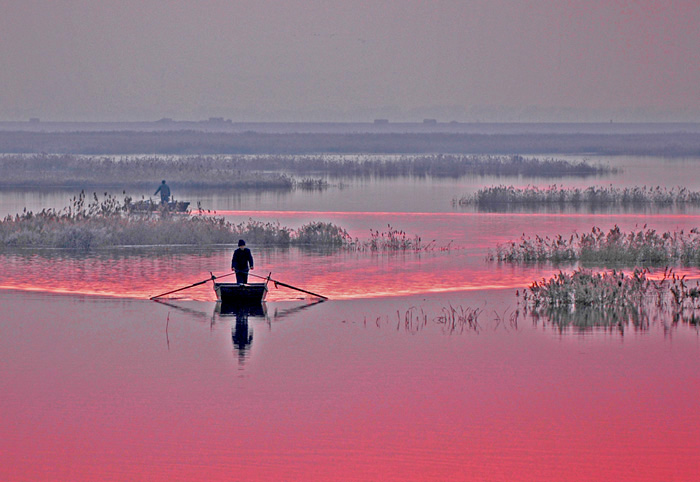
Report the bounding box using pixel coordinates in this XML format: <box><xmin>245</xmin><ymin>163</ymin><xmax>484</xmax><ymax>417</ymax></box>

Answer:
<box><xmin>150</xmin><ymin>271</ymin><xmax>325</xmax><ymax>305</ymax></box>
<box><xmin>130</xmin><ymin>199</ymin><xmax>190</xmax><ymax>213</ymax></box>
<box><xmin>214</xmin><ymin>281</ymin><xmax>268</xmax><ymax>306</ymax></box>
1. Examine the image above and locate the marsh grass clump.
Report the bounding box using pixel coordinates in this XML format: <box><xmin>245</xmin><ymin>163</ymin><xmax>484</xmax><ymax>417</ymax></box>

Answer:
<box><xmin>294</xmin><ymin>222</ymin><xmax>352</xmax><ymax>247</ymax></box>
<box><xmin>455</xmin><ymin>185</ymin><xmax>700</xmax><ymax>209</ymax></box>
<box><xmin>522</xmin><ymin>269</ymin><xmax>649</xmax><ymax>309</ymax></box>
<box><xmin>520</xmin><ymin>268</ymin><xmax>700</xmax><ymax>331</ymax></box>
<box><xmin>0</xmin><ymin>192</ymin><xmax>305</xmax><ymax>249</ymax></box>
<box><xmin>489</xmin><ymin>225</ymin><xmax>700</xmax><ymax>266</ymax></box>
<box><xmin>0</xmin><ymin>192</ymin><xmax>437</xmax><ymax>252</ymax></box>
<box><xmin>353</xmin><ymin>225</ymin><xmax>437</xmax><ymax>252</ymax></box>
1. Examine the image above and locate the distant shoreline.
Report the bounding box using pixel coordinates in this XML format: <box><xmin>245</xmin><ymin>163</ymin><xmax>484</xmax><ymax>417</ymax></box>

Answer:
<box><xmin>1</xmin><ymin>130</ymin><xmax>699</xmax><ymax>156</ymax></box>
<box><xmin>2</xmin><ymin>120</ymin><xmax>700</xmax><ymax>135</ymax></box>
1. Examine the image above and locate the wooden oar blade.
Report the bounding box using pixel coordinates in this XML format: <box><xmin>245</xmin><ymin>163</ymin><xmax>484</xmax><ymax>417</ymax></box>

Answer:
<box><xmin>149</xmin><ymin>279</ymin><xmax>209</xmax><ymax>300</ymax></box>
<box><xmin>247</xmin><ymin>272</ymin><xmax>328</xmax><ymax>300</ymax></box>
<box><xmin>150</xmin><ymin>270</ymin><xmax>237</xmax><ymax>300</ymax></box>
<box><xmin>271</xmin><ymin>279</ymin><xmax>328</xmax><ymax>300</ymax></box>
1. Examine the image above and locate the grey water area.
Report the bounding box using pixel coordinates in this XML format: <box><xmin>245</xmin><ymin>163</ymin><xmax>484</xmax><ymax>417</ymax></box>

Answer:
<box><xmin>2</xmin><ymin>154</ymin><xmax>700</xmax><ymax>217</ymax></box>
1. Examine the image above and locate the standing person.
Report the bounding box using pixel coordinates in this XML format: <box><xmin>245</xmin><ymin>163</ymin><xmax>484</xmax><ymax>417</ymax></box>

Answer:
<box><xmin>154</xmin><ymin>180</ymin><xmax>171</xmax><ymax>203</ymax></box>
<box><xmin>231</xmin><ymin>239</ymin><xmax>254</xmax><ymax>284</ymax></box>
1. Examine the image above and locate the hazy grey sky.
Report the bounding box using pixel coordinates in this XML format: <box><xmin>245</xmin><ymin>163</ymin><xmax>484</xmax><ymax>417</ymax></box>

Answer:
<box><xmin>1</xmin><ymin>0</ymin><xmax>699</xmax><ymax>121</ymax></box>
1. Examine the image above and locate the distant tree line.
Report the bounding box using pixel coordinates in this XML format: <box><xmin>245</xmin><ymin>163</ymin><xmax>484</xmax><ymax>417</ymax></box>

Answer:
<box><xmin>0</xmin><ymin>131</ymin><xmax>698</xmax><ymax>156</ymax></box>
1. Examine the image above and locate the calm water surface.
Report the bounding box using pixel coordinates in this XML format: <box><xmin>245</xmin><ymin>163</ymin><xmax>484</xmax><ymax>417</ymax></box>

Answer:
<box><xmin>2</xmin><ymin>155</ymin><xmax>700</xmax><ymax>216</ymax></box>
<box><xmin>2</xmin><ymin>154</ymin><xmax>700</xmax><ymax>480</ymax></box>
<box><xmin>2</xmin><ymin>290</ymin><xmax>699</xmax><ymax>481</ymax></box>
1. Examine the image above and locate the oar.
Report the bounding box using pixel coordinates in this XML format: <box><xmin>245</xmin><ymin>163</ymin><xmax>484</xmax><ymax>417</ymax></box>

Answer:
<box><xmin>150</xmin><ymin>271</ymin><xmax>236</xmax><ymax>300</ymax></box>
<box><xmin>247</xmin><ymin>271</ymin><xmax>328</xmax><ymax>300</ymax></box>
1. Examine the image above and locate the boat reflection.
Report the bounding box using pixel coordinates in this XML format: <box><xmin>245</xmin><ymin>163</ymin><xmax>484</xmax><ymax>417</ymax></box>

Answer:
<box><xmin>152</xmin><ymin>298</ymin><xmax>212</xmax><ymax>321</ymax></box>
<box><xmin>269</xmin><ymin>298</ymin><xmax>325</xmax><ymax>320</ymax></box>
<box><xmin>215</xmin><ymin>303</ymin><xmax>266</xmax><ymax>365</ymax></box>
<box><xmin>216</xmin><ymin>299</ymin><xmax>327</xmax><ymax>363</ymax></box>
<box><xmin>231</xmin><ymin>309</ymin><xmax>254</xmax><ymax>363</ymax></box>
<box><xmin>154</xmin><ymin>298</ymin><xmax>326</xmax><ymax>364</ymax></box>
<box><xmin>216</xmin><ymin>301</ymin><xmax>267</xmax><ymax>317</ymax></box>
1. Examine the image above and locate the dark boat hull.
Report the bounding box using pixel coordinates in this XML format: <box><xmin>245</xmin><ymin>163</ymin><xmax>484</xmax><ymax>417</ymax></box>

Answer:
<box><xmin>131</xmin><ymin>200</ymin><xmax>190</xmax><ymax>213</ymax></box>
<box><xmin>214</xmin><ymin>282</ymin><xmax>268</xmax><ymax>306</ymax></box>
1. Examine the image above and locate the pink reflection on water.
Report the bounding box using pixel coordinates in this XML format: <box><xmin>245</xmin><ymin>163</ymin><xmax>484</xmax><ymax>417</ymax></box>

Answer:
<box><xmin>0</xmin><ymin>249</ymin><xmax>550</xmax><ymax>302</ymax></box>
<box><xmin>1</xmin><ymin>291</ymin><xmax>699</xmax><ymax>481</ymax></box>
<box><xmin>2</xmin><ymin>211</ymin><xmax>700</xmax><ymax>302</ymax></box>
<box><xmin>4</xmin><ymin>249</ymin><xmax>700</xmax><ymax>304</ymax></box>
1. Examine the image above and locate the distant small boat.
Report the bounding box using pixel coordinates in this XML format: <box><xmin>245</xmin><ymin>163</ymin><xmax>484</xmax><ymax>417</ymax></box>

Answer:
<box><xmin>130</xmin><ymin>199</ymin><xmax>190</xmax><ymax>213</ymax></box>
<box><xmin>214</xmin><ymin>281</ymin><xmax>268</xmax><ymax>306</ymax></box>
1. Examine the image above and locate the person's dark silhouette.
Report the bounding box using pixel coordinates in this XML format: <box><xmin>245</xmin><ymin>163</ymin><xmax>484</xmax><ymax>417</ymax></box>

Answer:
<box><xmin>154</xmin><ymin>180</ymin><xmax>171</xmax><ymax>203</ymax></box>
<box><xmin>231</xmin><ymin>239</ymin><xmax>254</xmax><ymax>283</ymax></box>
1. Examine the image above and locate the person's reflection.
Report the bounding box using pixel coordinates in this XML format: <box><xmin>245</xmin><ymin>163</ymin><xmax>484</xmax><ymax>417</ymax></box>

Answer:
<box><xmin>232</xmin><ymin>309</ymin><xmax>253</xmax><ymax>364</ymax></box>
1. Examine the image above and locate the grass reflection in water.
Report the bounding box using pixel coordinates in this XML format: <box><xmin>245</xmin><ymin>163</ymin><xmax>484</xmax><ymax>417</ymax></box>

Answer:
<box><xmin>353</xmin><ymin>305</ymin><xmax>487</xmax><ymax>335</ymax></box>
<box><xmin>520</xmin><ymin>268</ymin><xmax>700</xmax><ymax>333</ymax></box>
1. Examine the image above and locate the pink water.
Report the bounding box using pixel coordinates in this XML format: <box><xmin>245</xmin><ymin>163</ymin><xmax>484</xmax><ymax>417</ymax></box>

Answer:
<box><xmin>3</xmin><ymin>159</ymin><xmax>700</xmax><ymax>480</ymax></box>
<box><xmin>3</xmin><ymin>211</ymin><xmax>700</xmax><ymax>302</ymax></box>
<box><xmin>1</xmin><ymin>289</ymin><xmax>699</xmax><ymax>481</ymax></box>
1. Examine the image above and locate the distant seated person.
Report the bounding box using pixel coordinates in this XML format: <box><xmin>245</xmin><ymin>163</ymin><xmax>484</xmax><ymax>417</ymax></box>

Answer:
<box><xmin>231</xmin><ymin>239</ymin><xmax>254</xmax><ymax>284</ymax></box>
<box><xmin>154</xmin><ymin>180</ymin><xmax>171</xmax><ymax>204</ymax></box>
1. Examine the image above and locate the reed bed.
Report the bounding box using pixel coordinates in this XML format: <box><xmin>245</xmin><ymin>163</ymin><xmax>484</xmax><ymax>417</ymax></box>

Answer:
<box><xmin>455</xmin><ymin>184</ymin><xmax>700</xmax><ymax>208</ymax></box>
<box><xmin>0</xmin><ymin>154</ymin><xmax>609</xmax><ymax>189</ymax></box>
<box><xmin>520</xmin><ymin>268</ymin><xmax>700</xmax><ymax>331</ymax></box>
<box><xmin>355</xmin><ymin>225</ymin><xmax>436</xmax><ymax>252</ymax></box>
<box><xmin>489</xmin><ymin>225</ymin><xmax>700</xmax><ymax>265</ymax></box>
<box><xmin>0</xmin><ymin>154</ymin><xmax>299</xmax><ymax>189</ymax></box>
<box><xmin>0</xmin><ymin>192</ymin><xmax>437</xmax><ymax>251</ymax></box>
<box><xmin>223</xmin><ymin>153</ymin><xmax>607</xmax><ymax>178</ymax></box>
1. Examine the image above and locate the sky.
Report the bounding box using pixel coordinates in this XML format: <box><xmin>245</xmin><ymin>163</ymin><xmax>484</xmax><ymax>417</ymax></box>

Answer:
<box><xmin>1</xmin><ymin>0</ymin><xmax>699</xmax><ymax>122</ymax></box>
